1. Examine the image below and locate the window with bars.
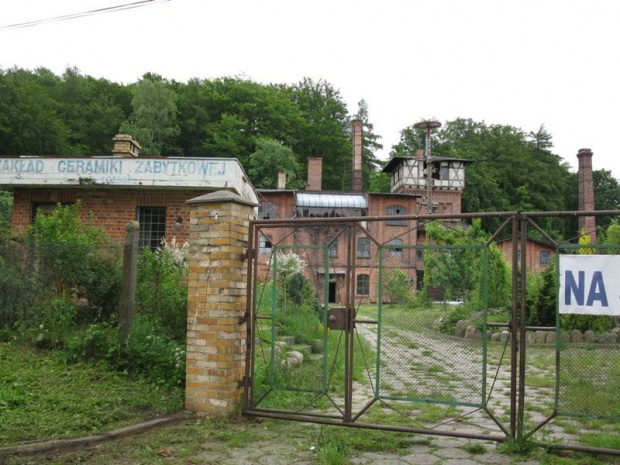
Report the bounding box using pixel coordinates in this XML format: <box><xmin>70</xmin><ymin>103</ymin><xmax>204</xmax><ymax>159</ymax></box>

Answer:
<box><xmin>137</xmin><ymin>206</ymin><xmax>166</xmax><ymax>250</ymax></box>
<box><xmin>386</xmin><ymin>205</ymin><xmax>406</xmax><ymax>226</ymax></box>
<box><xmin>356</xmin><ymin>274</ymin><xmax>369</xmax><ymax>296</ymax></box>
<box><xmin>258</xmin><ymin>201</ymin><xmax>278</xmax><ymax>219</ymax></box>
<box><xmin>389</xmin><ymin>238</ymin><xmax>403</xmax><ymax>258</ymax></box>
<box><xmin>259</xmin><ymin>235</ymin><xmax>273</xmax><ymax>254</ymax></box>
<box><xmin>539</xmin><ymin>250</ymin><xmax>551</xmax><ymax>266</ymax></box>
<box><xmin>357</xmin><ymin>237</ymin><xmax>370</xmax><ymax>259</ymax></box>
<box><xmin>325</xmin><ymin>236</ymin><xmax>338</xmax><ymax>258</ymax></box>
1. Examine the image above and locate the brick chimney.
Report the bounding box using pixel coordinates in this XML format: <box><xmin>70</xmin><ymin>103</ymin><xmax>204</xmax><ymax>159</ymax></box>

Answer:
<box><xmin>277</xmin><ymin>172</ymin><xmax>287</xmax><ymax>189</ymax></box>
<box><xmin>352</xmin><ymin>119</ymin><xmax>363</xmax><ymax>192</ymax></box>
<box><xmin>113</xmin><ymin>134</ymin><xmax>141</xmax><ymax>158</ymax></box>
<box><xmin>577</xmin><ymin>148</ymin><xmax>596</xmax><ymax>243</ymax></box>
<box><xmin>415</xmin><ymin>149</ymin><xmax>425</xmax><ymax>159</ymax></box>
<box><xmin>306</xmin><ymin>158</ymin><xmax>322</xmax><ymax>191</ymax></box>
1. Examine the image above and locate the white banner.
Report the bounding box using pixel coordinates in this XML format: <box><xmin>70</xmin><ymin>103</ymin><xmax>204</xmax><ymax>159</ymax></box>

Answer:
<box><xmin>559</xmin><ymin>255</ymin><xmax>620</xmax><ymax>316</ymax></box>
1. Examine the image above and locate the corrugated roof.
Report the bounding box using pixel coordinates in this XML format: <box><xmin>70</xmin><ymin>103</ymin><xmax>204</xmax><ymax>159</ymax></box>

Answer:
<box><xmin>296</xmin><ymin>193</ymin><xmax>368</xmax><ymax>209</ymax></box>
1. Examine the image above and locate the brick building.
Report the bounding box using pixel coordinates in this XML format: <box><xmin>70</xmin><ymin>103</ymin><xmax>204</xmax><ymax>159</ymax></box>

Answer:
<box><xmin>495</xmin><ymin>237</ymin><xmax>555</xmax><ymax>275</ymax></box>
<box><xmin>0</xmin><ymin>135</ymin><xmax>258</xmax><ymax>248</ymax></box>
<box><xmin>256</xmin><ymin>121</ymin><xmax>472</xmax><ymax>304</ymax></box>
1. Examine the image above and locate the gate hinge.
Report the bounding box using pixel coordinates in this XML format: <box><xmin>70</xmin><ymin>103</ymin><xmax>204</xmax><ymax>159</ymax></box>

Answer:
<box><xmin>238</xmin><ymin>376</ymin><xmax>250</xmax><ymax>388</ymax></box>
<box><xmin>238</xmin><ymin>312</ymin><xmax>248</xmax><ymax>324</ymax></box>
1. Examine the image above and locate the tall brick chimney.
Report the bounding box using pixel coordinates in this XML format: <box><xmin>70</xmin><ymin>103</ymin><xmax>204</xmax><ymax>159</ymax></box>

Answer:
<box><xmin>113</xmin><ymin>134</ymin><xmax>141</xmax><ymax>158</ymax></box>
<box><xmin>577</xmin><ymin>148</ymin><xmax>596</xmax><ymax>243</ymax></box>
<box><xmin>306</xmin><ymin>158</ymin><xmax>322</xmax><ymax>191</ymax></box>
<box><xmin>352</xmin><ymin>119</ymin><xmax>363</xmax><ymax>192</ymax></box>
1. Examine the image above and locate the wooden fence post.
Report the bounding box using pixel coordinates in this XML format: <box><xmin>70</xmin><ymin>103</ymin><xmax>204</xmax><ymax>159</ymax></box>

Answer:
<box><xmin>119</xmin><ymin>221</ymin><xmax>139</xmax><ymax>344</ymax></box>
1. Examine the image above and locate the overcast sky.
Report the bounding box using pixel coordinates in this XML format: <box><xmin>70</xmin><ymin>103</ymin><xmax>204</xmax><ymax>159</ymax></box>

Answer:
<box><xmin>2</xmin><ymin>0</ymin><xmax>619</xmax><ymax>179</ymax></box>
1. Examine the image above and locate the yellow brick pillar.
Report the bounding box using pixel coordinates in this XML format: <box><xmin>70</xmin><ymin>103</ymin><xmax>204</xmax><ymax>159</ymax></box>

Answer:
<box><xmin>185</xmin><ymin>191</ymin><xmax>256</xmax><ymax>416</ymax></box>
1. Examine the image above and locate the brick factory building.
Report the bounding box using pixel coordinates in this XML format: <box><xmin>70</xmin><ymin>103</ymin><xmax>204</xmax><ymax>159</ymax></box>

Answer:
<box><xmin>255</xmin><ymin>120</ymin><xmax>472</xmax><ymax>304</ymax></box>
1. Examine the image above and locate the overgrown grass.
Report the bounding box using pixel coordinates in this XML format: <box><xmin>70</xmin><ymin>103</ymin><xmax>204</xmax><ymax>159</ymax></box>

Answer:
<box><xmin>0</xmin><ymin>339</ymin><xmax>183</xmax><ymax>447</ymax></box>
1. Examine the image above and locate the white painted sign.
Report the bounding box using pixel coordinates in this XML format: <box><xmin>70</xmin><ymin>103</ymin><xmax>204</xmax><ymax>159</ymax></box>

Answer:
<box><xmin>0</xmin><ymin>156</ymin><xmax>258</xmax><ymax>204</ymax></box>
<box><xmin>559</xmin><ymin>255</ymin><xmax>620</xmax><ymax>316</ymax></box>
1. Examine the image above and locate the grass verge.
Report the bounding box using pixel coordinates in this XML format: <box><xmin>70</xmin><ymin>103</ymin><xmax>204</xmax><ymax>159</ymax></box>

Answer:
<box><xmin>0</xmin><ymin>339</ymin><xmax>183</xmax><ymax>447</ymax></box>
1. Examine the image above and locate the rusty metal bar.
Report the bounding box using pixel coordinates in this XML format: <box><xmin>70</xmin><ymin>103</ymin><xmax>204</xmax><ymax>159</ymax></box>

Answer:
<box><xmin>521</xmin><ymin>411</ymin><xmax>557</xmax><ymax>441</ymax></box>
<box><xmin>487</xmin><ymin>217</ymin><xmax>513</xmax><ymax>246</ymax></box>
<box><xmin>244</xmin><ymin>409</ymin><xmax>508</xmax><ymax>442</ymax></box>
<box><xmin>344</xmin><ymin>225</ymin><xmax>355</xmax><ymax>422</ymax></box>
<box><xmin>509</xmin><ymin>215</ymin><xmax>519</xmax><ymax>440</ymax></box>
<box><xmin>526</xmin><ymin>217</ymin><xmax>559</xmax><ymax>247</ymax></box>
<box><xmin>517</xmin><ymin>216</ymin><xmax>528</xmax><ymax>440</ymax></box>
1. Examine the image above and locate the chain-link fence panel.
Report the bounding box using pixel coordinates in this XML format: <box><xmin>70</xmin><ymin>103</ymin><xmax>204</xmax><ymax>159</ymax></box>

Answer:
<box><xmin>375</xmin><ymin>244</ymin><xmax>489</xmax><ymax>407</ymax></box>
<box><xmin>556</xmin><ymin>243</ymin><xmax>620</xmax><ymax>419</ymax></box>
<box><xmin>249</xmin><ymin>224</ymin><xmax>350</xmax><ymax>414</ymax></box>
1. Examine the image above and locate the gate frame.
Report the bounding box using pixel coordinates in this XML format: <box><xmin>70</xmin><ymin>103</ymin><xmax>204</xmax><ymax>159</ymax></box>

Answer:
<box><xmin>243</xmin><ymin>210</ymin><xmax>620</xmax><ymax>456</ymax></box>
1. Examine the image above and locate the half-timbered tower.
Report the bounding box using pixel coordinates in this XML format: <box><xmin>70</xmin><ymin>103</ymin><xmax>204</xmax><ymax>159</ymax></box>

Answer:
<box><xmin>382</xmin><ymin>151</ymin><xmax>473</xmax><ymax>215</ymax></box>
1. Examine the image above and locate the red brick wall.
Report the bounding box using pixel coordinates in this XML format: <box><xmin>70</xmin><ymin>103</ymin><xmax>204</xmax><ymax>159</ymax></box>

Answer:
<box><xmin>11</xmin><ymin>187</ymin><xmax>212</xmax><ymax>244</ymax></box>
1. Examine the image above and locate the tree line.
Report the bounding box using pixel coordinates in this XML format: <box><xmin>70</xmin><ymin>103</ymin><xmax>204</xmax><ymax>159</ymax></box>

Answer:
<box><xmin>0</xmin><ymin>67</ymin><xmax>618</xmax><ymax>239</ymax></box>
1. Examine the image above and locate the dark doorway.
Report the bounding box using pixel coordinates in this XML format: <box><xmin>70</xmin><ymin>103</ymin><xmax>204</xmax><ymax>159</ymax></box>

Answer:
<box><xmin>329</xmin><ymin>281</ymin><xmax>337</xmax><ymax>303</ymax></box>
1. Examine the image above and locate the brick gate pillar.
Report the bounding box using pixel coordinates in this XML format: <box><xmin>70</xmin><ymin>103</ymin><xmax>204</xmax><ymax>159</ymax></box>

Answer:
<box><xmin>184</xmin><ymin>190</ymin><xmax>256</xmax><ymax>416</ymax></box>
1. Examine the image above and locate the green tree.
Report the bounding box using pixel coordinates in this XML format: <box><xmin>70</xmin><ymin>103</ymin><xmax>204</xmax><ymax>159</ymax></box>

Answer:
<box><xmin>290</xmin><ymin>78</ymin><xmax>352</xmax><ymax>190</ymax></box>
<box><xmin>198</xmin><ymin>78</ymin><xmax>303</xmax><ymax>164</ymax></box>
<box><xmin>390</xmin><ymin>118</ymin><xmax>573</xmax><ymax>236</ymax></box>
<box><xmin>120</xmin><ymin>77</ymin><xmax>180</xmax><ymax>156</ymax></box>
<box><xmin>593</xmin><ymin>169</ymin><xmax>620</xmax><ymax>230</ymax></box>
<box><xmin>0</xmin><ymin>67</ymin><xmax>69</xmax><ymax>155</ymax></box>
<box><xmin>247</xmin><ymin>138</ymin><xmax>302</xmax><ymax>189</ymax></box>
<box><xmin>424</xmin><ymin>219</ymin><xmax>509</xmax><ymax>307</ymax></box>
<box><xmin>602</xmin><ymin>220</ymin><xmax>620</xmax><ymax>245</ymax></box>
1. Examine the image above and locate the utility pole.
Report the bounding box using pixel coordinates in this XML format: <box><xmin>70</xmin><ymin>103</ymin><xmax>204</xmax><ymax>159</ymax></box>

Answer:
<box><xmin>413</xmin><ymin>120</ymin><xmax>441</xmax><ymax>214</ymax></box>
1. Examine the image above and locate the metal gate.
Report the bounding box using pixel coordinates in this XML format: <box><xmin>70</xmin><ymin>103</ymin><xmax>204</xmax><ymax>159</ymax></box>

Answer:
<box><xmin>243</xmin><ymin>211</ymin><xmax>620</xmax><ymax>453</ymax></box>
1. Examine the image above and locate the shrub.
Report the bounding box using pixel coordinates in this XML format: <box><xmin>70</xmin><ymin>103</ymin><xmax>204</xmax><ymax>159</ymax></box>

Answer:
<box><xmin>0</xmin><ymin>189</ymin><xmax>12</xmax><ymax>236</ymax></box>
<box><xmin>136</xmin><ymin>237</ymin><xmax>188</xmax><ymax>341</ymax></box>
<box><xmin>382</xmin><ymin>269</ymin><xmax>414</xmax><ymax>305</ymax></box>
<box><xmin>0</xmin><ymin>237</ymin><xmax>41</xmax><ymax>329</ymax></box>
<box><xmin>439</xmin><ymin>305</ymin><xmax>472</xmax><ymax>334</ymax></box>
<box><xmin>64</xmin><ymin>319</ymin><xmax>186</xmax><ymax>388</ymax></box>
<box><xmin>34</xmin><ymin>294</ymin><xmax>78</xmax><ymax>349</ymax></box>
<box><xmin>114</xmin><ymin>318</ymin><xmax>186</xmax><ymax>387</ymax></box>
<box><xmin>28</xmin><ymin>202</ymin><xmax>122</xmax><ymax>323</ymax></box>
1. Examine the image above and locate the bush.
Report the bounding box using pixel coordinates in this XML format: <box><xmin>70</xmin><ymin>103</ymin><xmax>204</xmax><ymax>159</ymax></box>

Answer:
<box><xmin>114</xmin><ymin>318</ymin><xmax>186</xmax><ymax>387</ymax></box>
<box><xmin>0</xmin><ymin>189</ymin><xmax>12</xmax><ymax>235</ymax></box>
<box><xmin>0</xmin><ymin>237</ymin><xmax>41</xmax><ymax>329</ymax></box>
<box><xmin>136</xmin><ymin>237</ymin><xmax>188</xmax><ymax>341</ymax></box>
<box><xmin>28</xmin><ymin>202</ymin><xmax>122</xmax><ymax>323</ymax></box>
<box><xmin>64</xmin><ymin>319</ymin><xmax>186</xmax><ymax>388</ymax></box>
<box><xmin>34</xmin><ymin>295</ymin><xmax>78</xmax><ymax>349</ymax></box>
<box><xmin>383</xmin><ymin>269</ymin><xmax>414</xmax><ymax>305</ymax></box>
<box><xmin>526</xmin><ymin>262</ymin><xmax>556</xmax><ymax>327</ymax></box>
<box><xmin>439</xmin><ymin>305</ymin><xmax>472</xmax><ymax>334</ymax></box>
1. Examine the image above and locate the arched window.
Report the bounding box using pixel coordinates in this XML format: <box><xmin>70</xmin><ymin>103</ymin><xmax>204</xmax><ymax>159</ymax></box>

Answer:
<box><xmin>325</xmin><ymin>236</ymin><xmax>338</xmax><ymax>258</ymax></box>
<box><xmin>539</xmin><ymin>250</ymin><xmax>551</xmax><ymax>266</ymax></box>
<box><xmin>258</xmin><ymin>201</ymin><xmax>278</xmax><ymax>219</ymax></box>
<box><xmin>389</xmin><ymin>239</ymin><xmax>403</xmax><ymax>258</ymax></box>
<box><xmin>357</xmin><ymin>237</ymin><xmax>370</xmax><ymax>259</ymax></box>
<box><xmin>386</xmin><ymin>205</ymin><xmax>406</xmax><ymax>226</ymax></box>
<box><xmin>357</xmin><ymin>274</ymin><xmax>370</xmax><ymax>296</ymax></box>
<box><xmin>259</xmin><ymin>235</ymin><xmax>272</xmax><ymax>254</ymax></box>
